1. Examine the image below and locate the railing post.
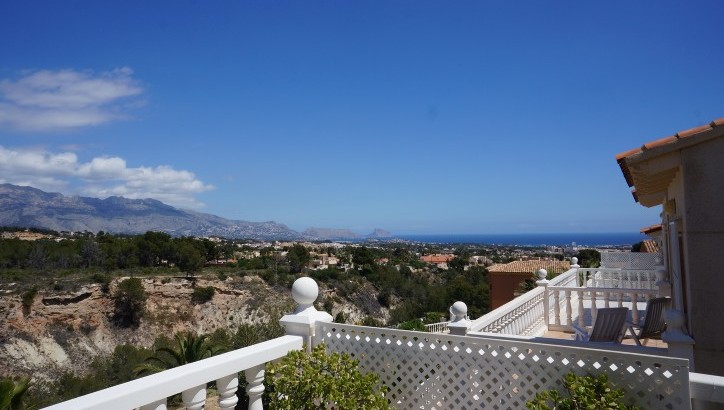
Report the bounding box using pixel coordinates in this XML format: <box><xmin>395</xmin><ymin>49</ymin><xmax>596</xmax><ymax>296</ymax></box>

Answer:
<box><xmin>245</xmin><ymin>364</ymin><xmax>265</xmax><ymax>410</ymax></box>
<box><xmin>662</xmin><ymin>309</ymin><xmax>696</xmax><ymax>371</ymax></box>
<box><xmin>181</xmin><ymin>384</ymin><xmax>206</xmax><ymax>410</ymax></box>
<box><xmin>536</xmin><ymin>269</ymin><xmax>549</xmax><ymax>329</ymax></box>
<box><xmin>570</xmin><ymin>257</ymin><xmax>580</xmax><ymax>285</ymax></box>
<box><xmin>280</xmin><ymin>277</ymin><xmax>333</xmax><ymax>351</ymax></box>
<box><xmin>216</xmin><ymin>373</ymin><xmax>239</xmax><ymax>409</ymax></box>
<box><xmin>447</xmin><ymin>301</ymin><xmax>471</xmax><ymax>336</ymax></box>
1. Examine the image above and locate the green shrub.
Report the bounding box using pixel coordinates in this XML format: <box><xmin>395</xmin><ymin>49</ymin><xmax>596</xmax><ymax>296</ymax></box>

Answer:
<box><xmin>21</xmin><ymin>287</ymin><xmax>37</xmax><ymax>308</ymax></box>
<box><xmin>265</xmin><ymin>344</ymin><xmax>390</xmax><ymax>409</ymax></box>
<box><xmin>191</xmin><ymin>286</ymin><xmax>215</xmax><ymax>304</ymax></box>
<box><xmin>112</xmin><ymin>278</ymin><xmax>147</xmax><ymax>327</ymax></box>
<box><xmin>526</xmin><ymin>372</ymin><xmax>640</xmax><ymax>410</ymax></box>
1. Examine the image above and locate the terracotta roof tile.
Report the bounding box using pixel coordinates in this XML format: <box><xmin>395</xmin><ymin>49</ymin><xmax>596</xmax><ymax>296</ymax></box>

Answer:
<box><xmin>676</xmin><ymin>124</ymin><xmax>712</xmax><ymax>139</ymax></box>
<box><xmin>641</xmin><ymin>239</ymin><xmax>660</xmax><ymax>254</ymax></box>
<box><xmin>640</xmin><ymin>224</ymin><xmax>662</xmax><ymax>235</ymax></box>
<box><xmin>643</xmin><ymin>135</ymin><xmax>678</xmax><ymax>150</ymax></box>
<box><xmin>615</xmin><ymin>147</ymin><xmax>643</xmax><ymax>161</ymax></box>
<box><xmin>488</xmin><ymin>259</ymin><xmax>570</xmax><ymax>274</ymax></box>
<box><xmin>615</xmin><ymin>117</ymin><xmax>723</xmax><ymax>163</ymax></box>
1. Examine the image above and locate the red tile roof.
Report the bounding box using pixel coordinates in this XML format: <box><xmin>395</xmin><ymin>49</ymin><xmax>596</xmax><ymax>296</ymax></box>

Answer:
<box><xmin>487</xmin><ymin>259</ymin><xmax>570</xmax><ymax>274</ymax></box>
<box><xmin>616</xmin><ymin>117</ymin><xmax>724</xmax><ymax>190</ymax></box>
<box><xmin>640</xmin><ymin>224</ymin><xmax>662</xmax><ymax>235</ymax></box>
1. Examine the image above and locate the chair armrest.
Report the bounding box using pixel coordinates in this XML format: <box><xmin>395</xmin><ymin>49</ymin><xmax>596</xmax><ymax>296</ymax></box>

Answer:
<box><xmin>571</xmin><ymin>324</ymin><xmax>589</xmax><ymax>341</ymax></box>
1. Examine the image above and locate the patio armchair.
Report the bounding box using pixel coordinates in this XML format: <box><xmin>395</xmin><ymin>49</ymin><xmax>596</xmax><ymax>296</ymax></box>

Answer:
<box><xmin>572</xmin><ymin>307</ymin><xmax>629</xmax><ymax>343</ymax></box>
<box><xmin>628</xmin><ymin>296</ymin><xmax>671</xmax><ymax>346</ymax></box>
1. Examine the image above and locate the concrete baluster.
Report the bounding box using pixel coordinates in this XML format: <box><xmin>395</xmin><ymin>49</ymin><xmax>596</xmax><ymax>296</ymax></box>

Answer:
<box><xmin>447</xmin><ymin>301</ymin><xmax>471</xmax><ymax>336</ymax></box>
<box><xmin>182</xmin><ymin>384</ymin><xmax>206</xmax><ymax>410</ymax></box>
<box><xmin>577</xmin><ymin>290</ymin><xmax>585</xmax><ymax>327</ymax></box>
<box><xmin>603</xmin><ymin>291</ymin><xmax>610</xmax><ymax>308</ymax></box>
<box><xmin>245</xmin><ymin>364</ymin><xmax>265</xmax><ymax>410</ymax></box>
<box><xmin>140</xmin><ymin>399</ymin><xmax>167</xmax><ymax>410</ymax></box>
<box><xmin>216</xmin><ymin>374</ymin><xmax>239</xmax><ymax>410</ymax></box>
<box><xmin>570</xmin><ymin>257</ymin><xmax>580</xmax><ymax>286</ymax></box>
<box><xmin>565</xmin><ymin>290</ymin><xmax>572</xmax><ymax>326</ymax></box>
<box><xmin>616</xmin><ymin>292</ymin><xmax>624</xmax><ymax>308</ymax></box>
<box><xmin>590</xmin><ymin>291</ymin><xmax>598</xmax><ymax>326</ymax></box>
<box><xmin>554</xmin><ymin>290</ymin><xmax>561</xmax><ymax>326</ymax></box>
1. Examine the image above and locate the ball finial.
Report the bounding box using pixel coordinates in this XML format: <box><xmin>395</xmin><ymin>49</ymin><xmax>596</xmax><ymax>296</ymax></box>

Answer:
<box><xmin>536</xmin><ymin>269</ymin><xmax>548</xmax><ymax>281</ymax></box>
<box><xmin>291</xmin><ymin>277</ymin><xmax>318</xmax><ymax>306</ymax></box>
<box><xmin>450</xmin><ymin>301</ymin><xmax>468</xmax><ymax>321</ymax></box>
<box><xmin>571</xmin><ymin>257</ymin><xmax>578</xmax><ymax>265</ymax></box>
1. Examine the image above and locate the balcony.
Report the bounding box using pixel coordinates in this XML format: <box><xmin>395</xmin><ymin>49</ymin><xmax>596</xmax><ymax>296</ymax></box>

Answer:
<box><xmin>43</xmin><ymin>267</ymin><xmax>724</xmax><ymax>409</ymax></box>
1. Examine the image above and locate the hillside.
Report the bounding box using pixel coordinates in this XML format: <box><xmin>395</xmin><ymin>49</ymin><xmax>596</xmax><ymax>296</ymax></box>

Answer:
<box><xmin>0</xmin><ymin>184</ymin><xmax>302</xmax><ymax>240</ymax></box>
<box><xmin>0</xmin><ymin>274</ymin><xmax>387</xmax><ymax>382</ymax></box>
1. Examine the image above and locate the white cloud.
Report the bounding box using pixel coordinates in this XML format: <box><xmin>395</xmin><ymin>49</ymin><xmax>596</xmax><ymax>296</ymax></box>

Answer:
<box><xmin>0</xmin><ymin>146</ymin><xmax>213</xmax><ymax>209</ymax></box>
<box><xmin>0</xmin><ymin>67</ymin><xmax>143</xmax><ymax>131</ymax></box>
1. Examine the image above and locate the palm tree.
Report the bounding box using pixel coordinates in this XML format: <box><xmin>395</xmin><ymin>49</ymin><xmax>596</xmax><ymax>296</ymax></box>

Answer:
<box><xmin>0</xmin><ymin>377</ymin><xmax>31</xmax><ymax>410</ymax></box>
<box><xmin>135</xmin><ymin>332</ymin><xmax>221</xmax><ymax>376</ymax></box>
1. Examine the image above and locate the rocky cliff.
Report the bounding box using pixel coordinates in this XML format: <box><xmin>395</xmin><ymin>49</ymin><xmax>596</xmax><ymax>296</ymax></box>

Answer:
<box><xmin>0</xmin><ymin>275</ymin><xmax>386</xmax><ymax>381</ymax></box>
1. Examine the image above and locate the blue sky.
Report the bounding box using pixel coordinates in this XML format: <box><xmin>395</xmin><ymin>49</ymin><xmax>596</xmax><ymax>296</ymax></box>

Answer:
<box><xmin>1</xmin><ymin>1</ymin><xmax>723</xmax><ymax>235</ymax></box>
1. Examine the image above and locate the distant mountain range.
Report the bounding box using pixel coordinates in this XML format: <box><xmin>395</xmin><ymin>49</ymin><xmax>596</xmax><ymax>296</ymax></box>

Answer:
<box><xmin>0</xmin><ymin>184</ymin><xmax>392</xmax><ymax>241</ymax></box>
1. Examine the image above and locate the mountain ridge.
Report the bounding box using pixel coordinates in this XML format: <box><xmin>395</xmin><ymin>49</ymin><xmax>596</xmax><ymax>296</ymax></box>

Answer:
<box><xmin>0</xmin><ymin>184</ymin><xmax>392</xmax><ymax>241</ymax></box>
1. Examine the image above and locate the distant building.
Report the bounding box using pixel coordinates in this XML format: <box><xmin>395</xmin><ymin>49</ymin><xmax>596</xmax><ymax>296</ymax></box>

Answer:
<box><xmin>487</xmin><ymin>259</ymin><xmax>570</xmax><ymax>309</ymax></box>
<box><xmin>420</xmin><ymin>254</ymin><xmax>455</xmax><ymax>269</ymax></box>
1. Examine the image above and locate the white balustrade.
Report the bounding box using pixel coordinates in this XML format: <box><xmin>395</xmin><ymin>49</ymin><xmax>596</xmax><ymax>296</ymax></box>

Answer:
<box><xmin>424</xmin><ymin>321</ymin><xmax>451</xmax><ymax>333</ymax></box>
<box><xmin>41</xmin><ymin>335</ymin><xmax>303</xmax><ymax>410</ymax></box>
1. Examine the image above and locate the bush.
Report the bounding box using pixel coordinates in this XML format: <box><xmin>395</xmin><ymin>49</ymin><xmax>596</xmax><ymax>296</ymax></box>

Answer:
<box><xmin>526</xmin><ymin>372</ymin><xmax>640</xmax><ymax>410</ymax></box>
<box><xmin>191</xmin><ymin>286</ymin><xmax>215</xmax><ymax>304</ymax></box>
<box><xmin>112</xmin><ymin>278</ymin><xmax>147</xmax><ymax>327</ymax></box>
<box><xmin>265</xmin><ymin>344</ymin><xmax>390</xmax><ymax>409</ymax></box>
<box><xmin>21</xmin><ymin>287</ymin><xmax>37</xmax><ymax>308</ymax></box>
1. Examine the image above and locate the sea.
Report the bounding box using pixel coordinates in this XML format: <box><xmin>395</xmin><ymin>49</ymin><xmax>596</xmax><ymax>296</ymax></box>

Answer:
<box><xmin>396</xmin><ymin>232</ymin><xmax>645</xmax><ymax>247</ymax></box>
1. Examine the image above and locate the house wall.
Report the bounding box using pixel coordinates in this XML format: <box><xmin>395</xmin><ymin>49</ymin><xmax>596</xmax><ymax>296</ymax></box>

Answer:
<box><xmin>679</xmin><ymin>136</ymin><xmax>724</xmax><ymax>375</ymax></box>
<box><xmin>489</xmin><ymin>272</ymin><xmax>532</xmax><ymax>309</ymax></box>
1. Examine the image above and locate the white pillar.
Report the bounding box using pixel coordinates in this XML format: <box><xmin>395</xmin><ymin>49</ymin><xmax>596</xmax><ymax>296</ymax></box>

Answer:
<box><xmin>536</xmin><ymin>269</ymin><xmax>550</xmax><ymax>328</ymax></box>
<box><xmin>663</xmin><ymin>309</ymin><xmax>695</xmax><ymax>371</ymax></box>
<box><xmin>182</xmin><ymin>384</ymin><xmax>206</xmax><ymax>410</ymax></box>
<box><xmin>447</xmin><ymin>301</ymin><xmax>471</xmax><ymax>336</ymax></box>
<box><xmin>245</xmin><ymin>364</ymin><xmax>265</xmax><ymax>410</ymax></box>
<box><xmin>216</xmin><ymin>374</ymin><xmax>239</xmax><ymax>409</ymax></box>
<box><xmin>279</xmin><ymin>277</ymin><xmax>333</xmax><ymax>351</ymax></box>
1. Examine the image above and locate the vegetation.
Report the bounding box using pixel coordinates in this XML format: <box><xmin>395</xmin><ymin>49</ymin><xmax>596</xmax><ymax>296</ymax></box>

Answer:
<box><xmin>20</xmin><ymin>287</ymin><xmax>37</xmax><ymax>309</ymax></box>
<box><xmin>135</xmin><ymin>332</ymin><xmax>220</xmax><ymax>376</ymax></box>
<box><xmin>526</xmin><ymin>372</ymin><xmax>640</xmax><ymax>410</ymax></box>
<box><xmin>265</xmin><ymin>344</ymin><xmax>391</xmax><ymax>410</ymax></box>
<box><xmin>112</xmin><ymin>278</ymin><xmax>147</xmax><ymax>327</ymax></box>
<box><xmin>0</xmin><ymin>377</ymin><xmax>31</xmax><ymax>410</ymax></box>
<box><xmin>191</xmin><ymin>286</ymin><xmax>215</xmax><ymax>304</ymax></box>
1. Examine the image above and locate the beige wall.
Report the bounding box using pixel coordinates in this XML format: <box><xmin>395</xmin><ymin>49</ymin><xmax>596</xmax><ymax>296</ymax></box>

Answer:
<box><xmin>678</xmin><ymin>136</ymin><xmax>724</xmax><ymax>375</ymax></box>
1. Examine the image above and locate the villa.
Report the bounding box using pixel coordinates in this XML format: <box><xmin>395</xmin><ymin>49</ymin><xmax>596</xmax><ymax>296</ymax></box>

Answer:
<box><xmin>44</xmin><ymin>118</ymin><xmax>724</xmax><ymax>409</ymax></box>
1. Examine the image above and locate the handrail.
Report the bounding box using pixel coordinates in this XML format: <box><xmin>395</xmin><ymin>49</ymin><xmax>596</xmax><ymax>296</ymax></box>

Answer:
<box><xmin>470</xmin><ymin>267</ymin><xmax>579</xmax><ymax>333</ymax></box>
<box><xmin>42</xmin><ymin>335</ymin><xmax>304</xmax><ymax>410</ymax></box>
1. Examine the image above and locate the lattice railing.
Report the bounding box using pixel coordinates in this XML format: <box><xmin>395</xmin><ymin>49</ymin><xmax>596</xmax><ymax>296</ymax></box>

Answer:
<box><xmin>424</xmin><ymin>321</ymin><xmax>450</xmax><ymax>333</ymax></box>
<box><xmin>601</xmin><ymin>251</ymin><xmax>660</xmax><ymax>270</ymax></box>
<box><xmin>314</xmin><ymin>323</ymin><xmax>690</xmax><ymax>409</ymax></box>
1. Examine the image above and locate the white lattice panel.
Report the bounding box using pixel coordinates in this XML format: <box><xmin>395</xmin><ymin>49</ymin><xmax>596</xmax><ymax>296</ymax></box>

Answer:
<box><xmin>601</xmin><ymin>252</ymin><xmax>660</xmax><ymax>270</ymax></box>
<box><xmin>314</xmin><ymin>323</ymin><xmax>690</xmax><ymax>410</ymax></box>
